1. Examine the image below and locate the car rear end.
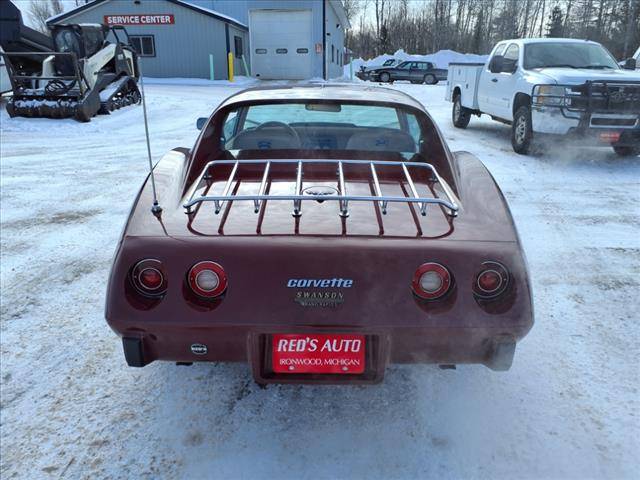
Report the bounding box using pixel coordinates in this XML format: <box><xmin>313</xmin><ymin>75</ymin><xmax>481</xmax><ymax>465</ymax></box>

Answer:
<box><xmin>355</xmin><ymin>66</ymin><xmax>370</xmax><ymax>81</ymax></box>
<box><xmin>108</xmin><ymin>237</ymin><xmax>532</xmax><ymax>384</ymax></box>
<box><xmin>106</xmin><ymin>158</ymin><xmax>533</xmax><ymax>385</ymax></box>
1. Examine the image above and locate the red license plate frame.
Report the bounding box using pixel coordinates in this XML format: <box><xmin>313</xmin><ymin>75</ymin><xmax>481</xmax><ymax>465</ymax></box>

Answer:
<box><xmin>272</xmin><ymin>334</ymin><xmax>366</xmax><ymax>374</ymax></box>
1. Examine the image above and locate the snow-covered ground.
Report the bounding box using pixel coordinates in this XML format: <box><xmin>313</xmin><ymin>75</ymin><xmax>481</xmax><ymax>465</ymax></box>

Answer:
<box><xmin>1</xmin><ymin>79</ymin><xmax>638</xmax><ymax>479</ymax></box>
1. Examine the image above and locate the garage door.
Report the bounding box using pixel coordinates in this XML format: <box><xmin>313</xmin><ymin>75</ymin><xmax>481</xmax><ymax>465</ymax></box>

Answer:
<box><xmin>250</xmin><ymin>9</ymin><xmax>312</xmax><ymax>80</ymax></box>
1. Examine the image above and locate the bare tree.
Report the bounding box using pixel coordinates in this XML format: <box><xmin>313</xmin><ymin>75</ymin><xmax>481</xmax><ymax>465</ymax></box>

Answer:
<box><xmin>28</xmin><ymin>0</ymin><xmax>63</xmax><ymax>34</ymax></box>
<box><xmin>623</xmin><ymin>0</ymin><xmax>639</xmax><ymax>57</ymax></box>
<box><xmin>348</xmin><ymin>0</ymin><xmax>637</xmax><ymax>60</ymax></box>
<box><xmin>342</xmin><ymin>0</ymin><xmax>362</xmax><ymax>24</ymax></box>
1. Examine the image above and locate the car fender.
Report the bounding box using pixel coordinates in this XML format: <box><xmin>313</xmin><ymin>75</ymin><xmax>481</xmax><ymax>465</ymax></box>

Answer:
<box><xmin>451</xmin><ymin>151</ymin><xmax>520</xmax><ymax>243</ymax></box>
<box><xmin>125</xmin><ymin>148</ymin><xmax>190</xmax><ymax>237</ymax></box>
<box><xmin>452</xmin><ymin>150</ymin><xmax>534</xmax><ymax>321</ymax></box>
<box><xmin>448</xmin><ymin>83</ymin><xmax>466</xmax><ymax>104</ymax></box>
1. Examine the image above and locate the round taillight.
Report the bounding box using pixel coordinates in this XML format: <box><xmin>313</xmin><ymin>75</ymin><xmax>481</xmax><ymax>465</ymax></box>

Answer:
<box><xmin>188</xmin><ymin>261</ymin><xmax>227</xmax><ymax>298</ymax></box>
<box><xmin>412</xmin><ymin>263</ymin><xmax>451</xmax><ymax>300</ymax></box>
<box><xmin>474</xmin><ymin>261</ymin><xmax>509</xmax><ymax>298</ymax></box>
<box><xmin>140</xmin><ymin>268</ymin><xmax>163</xmax><ymax>289</ymax></box>
<box><xmin>131</xmin><ymin>259</ymin><xmax>167</xmax><ymax>297</ymax></box>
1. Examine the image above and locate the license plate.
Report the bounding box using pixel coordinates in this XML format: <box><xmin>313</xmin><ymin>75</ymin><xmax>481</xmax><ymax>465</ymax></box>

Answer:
<box><xmin>272</xmin><ymin>334</ymin><xmax>365</xmax><ymax>374</ymax></box>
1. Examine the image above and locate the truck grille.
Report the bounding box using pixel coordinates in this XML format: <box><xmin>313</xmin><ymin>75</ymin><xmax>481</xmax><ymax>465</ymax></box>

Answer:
<box><xmin>568</xmin><ymin>82</ymin><xmax>640</xmax><ymax>113</ymax></box>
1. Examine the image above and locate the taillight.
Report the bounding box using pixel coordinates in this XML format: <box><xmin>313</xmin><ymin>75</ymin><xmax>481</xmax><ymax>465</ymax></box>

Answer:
<box><xmin>474</xmin><ymin>261</ymin><xmax>509</xmax><ymax>298</ymax></box>
<box><xmin>412</xmin><ymin>263</ymin><xmax>451</xmax><ymax>300</ymax></box>
<box><xmin>188</xmin><ymin>261</ymin><xmax>227</xmax><ymax>298</ymax></box>
<box><xmin>131</xmin><ymin>259</ymin><xmax>167</xmax><ymax>297</ymax></box>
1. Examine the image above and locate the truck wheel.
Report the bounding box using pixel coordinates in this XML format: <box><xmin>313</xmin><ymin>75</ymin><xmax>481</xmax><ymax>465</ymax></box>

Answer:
<box><xmin>452</xmin><ymin>95</ymin><xmax>471</xmax><ymax>129</ymax></box>
<box><xmin>612</xmin><ymin>145</ymin><xmax>640</xmax><ymax>157</ymax></box>
<box><xmin>511</xmin><ymin>105</ymin><xmax>533</xmax><ymax>154</ymax></box>
<box><xmin>424</xmin><ymin>74</ymin><xmax>437</xmax><ymax>85</ymax></box>
<box><xmin>379</xmin><ymin>72</ymin><xmax>390</xmax><ymax>83</ymax></box>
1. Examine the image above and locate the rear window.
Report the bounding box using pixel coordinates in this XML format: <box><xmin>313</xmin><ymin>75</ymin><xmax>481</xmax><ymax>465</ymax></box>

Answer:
<box><xmin>244</xmin><ymin>104</ymin><xmax>401</xmax><ymax>129</ymax></box>
<box><xmin>222</xmin><ymin>102</ymin><xmax>422</xmax><ymax>155</ymax></box>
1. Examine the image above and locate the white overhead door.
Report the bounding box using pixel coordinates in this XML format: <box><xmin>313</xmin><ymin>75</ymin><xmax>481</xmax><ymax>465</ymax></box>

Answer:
<box><xmin>250</xmin><ymin>9</ymin><xmax>312</xmax><ymax>80</ymax></box>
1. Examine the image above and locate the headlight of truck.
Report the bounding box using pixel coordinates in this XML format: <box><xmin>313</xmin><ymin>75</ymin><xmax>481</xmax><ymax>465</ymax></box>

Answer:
<box><xmin>533</xmin><ymin>85</ymin><xmax>568</xmax><ymax>106</ymax></box>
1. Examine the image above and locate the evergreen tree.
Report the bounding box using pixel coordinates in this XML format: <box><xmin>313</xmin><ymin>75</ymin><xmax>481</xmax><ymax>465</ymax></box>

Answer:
<box><xmin>546</xmin><ymin>6</ymin><xmax>564</xmax><ymax>37</ymax></box>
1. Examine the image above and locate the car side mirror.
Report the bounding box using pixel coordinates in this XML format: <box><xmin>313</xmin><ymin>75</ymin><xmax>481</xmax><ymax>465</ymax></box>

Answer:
<box><xmin>504</xmin><ymin>61</ymin><xmax>517</xmax><ymax>73</ymax></box>
<box><xmin>489</xmin><ymin>55</ymin><xmax>504</xmax><ymax>74</ymax></box>
<box><xmin>623</xmin><ymin>57</ymin><xmax>637</xmax><ymax>70</ymax></box>
<box><xmin>196</xmin><ymin>117</ymin><xmax>207</xmax><ymax>130</ymax></box>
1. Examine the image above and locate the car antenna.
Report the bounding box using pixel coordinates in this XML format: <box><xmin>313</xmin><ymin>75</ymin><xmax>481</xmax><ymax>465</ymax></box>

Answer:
<box><xmin>138</xmin><ymin>66</ymin><xmax>162</xmax><ymax>215</ymax></box>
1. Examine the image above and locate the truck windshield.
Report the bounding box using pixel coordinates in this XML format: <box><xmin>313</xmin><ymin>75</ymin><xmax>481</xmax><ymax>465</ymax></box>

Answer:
<box><xmin>524</xmin><ymin>42</ymin><xmax>619</xmax><ymax>70</ymax></box>
<box><xmin>223</xmin><ymin>102</ymin><xmax>421</xmax><ymax>155</ymax></box>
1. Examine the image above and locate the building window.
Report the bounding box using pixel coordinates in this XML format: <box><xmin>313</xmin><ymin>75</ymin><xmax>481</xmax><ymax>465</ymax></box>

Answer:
<box><xmin>331</xmin><ymin>44</ymin><xmax>334</xmax><ymax>63</ymax></box>
<box><xmin>296</xmin><ymin>48</ymin><xmax>309</xmax><ymax>54</ymax></box>
<box><xmin>255</xmin><ymin>48</ymin><xmax>267</xmax><ymax>54</ymax></box>
<box><xmin>234</xmin><ymin>35</ymin><xmax>243</xmax><ymax>59</ymax></box>
<box><xmin>129</xmin><ymin>35</ymin><xmax>155</xmax><ymax>57</ymax></box>
<box><xmin>276</xmin><ymin>48</ymin><xmax>288</xmax><ymax>54</ymax></box>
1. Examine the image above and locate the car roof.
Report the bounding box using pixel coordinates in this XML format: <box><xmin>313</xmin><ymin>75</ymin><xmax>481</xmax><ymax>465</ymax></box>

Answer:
<box><xmin>217</xmin><ymin>84</ymin><xmax>427</xmax><ymax>112</ymax></box>
<box><xmin>496</xmin><ymin>37</ymin><xmax>602</xmax><ymax>46</ymax></box>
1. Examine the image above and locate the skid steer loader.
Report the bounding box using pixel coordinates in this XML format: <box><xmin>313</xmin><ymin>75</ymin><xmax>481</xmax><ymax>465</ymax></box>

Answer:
<box><xmin>1</xmin><ymin>22</ymin><xmax>140</xmax><ymax>122</ymax></box>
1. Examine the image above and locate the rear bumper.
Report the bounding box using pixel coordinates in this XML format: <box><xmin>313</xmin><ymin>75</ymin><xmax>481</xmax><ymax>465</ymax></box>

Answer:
<box><xmin>117</xmin><ymin>322</ymin><xmax>531</xmax><ymax>384</ymax></box>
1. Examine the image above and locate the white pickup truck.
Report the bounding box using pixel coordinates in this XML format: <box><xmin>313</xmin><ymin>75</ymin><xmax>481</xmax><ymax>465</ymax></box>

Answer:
<box><xmin>445</xmin><ymin>38</ymin><xmax>640</xmax><ymax>156</ymax></box>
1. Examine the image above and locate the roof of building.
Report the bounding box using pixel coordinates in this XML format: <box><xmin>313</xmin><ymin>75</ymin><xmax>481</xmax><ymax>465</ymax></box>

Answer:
<box><xmin>329</xmin><ymin>0</ymin><xmax>351</xmax><ymax>30</ymax></box>
<box><xmin>47</xmin><ymin>0</ymin><xmax>247</xmax><ymax>30</ymax></box>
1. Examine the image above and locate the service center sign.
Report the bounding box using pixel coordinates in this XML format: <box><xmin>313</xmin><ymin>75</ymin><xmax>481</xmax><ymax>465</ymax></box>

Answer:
<box><xmin>104</xmin><ymin>14</ymin><xmax>175</xmax><ymax>26</ymax></box>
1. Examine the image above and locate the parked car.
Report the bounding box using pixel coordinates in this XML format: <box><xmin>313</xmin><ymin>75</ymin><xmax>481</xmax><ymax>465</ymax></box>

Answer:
<box><xmin>358</xmin><ymin>60</ymin><xmax>447</xmax><ymax>84</ymax></box>
<box><xmin>446</xmin><ymin>38</ymin><xmax>640</xmax><ymax>155</ymax></box>
<box><xmin>106</xmin><ymin>85</ymin><xmax>533</xmax><ymax>385</ymax></box>
<box><xmin>356</xmin><ymin>58</ymin><xmax>398</xmax><ymax>80</ymax></box>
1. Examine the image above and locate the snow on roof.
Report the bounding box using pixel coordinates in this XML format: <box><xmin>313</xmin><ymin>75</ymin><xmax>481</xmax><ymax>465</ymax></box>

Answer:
<box><xmin>47</xmin><ymin>0</ymin><xmax>246</xmax><ymax>29</ymax></box>
<box><xmin>329</xmin><ymin>0</ymin><xmax>351</xmax><ymax>30</ymax></box>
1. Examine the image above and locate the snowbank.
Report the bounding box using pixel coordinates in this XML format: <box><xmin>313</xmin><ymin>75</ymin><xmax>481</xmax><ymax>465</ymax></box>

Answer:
<box><xmin>345</xmin><ymin>48</ymin><xmax>489</xmax><ymax>77</ymax></box>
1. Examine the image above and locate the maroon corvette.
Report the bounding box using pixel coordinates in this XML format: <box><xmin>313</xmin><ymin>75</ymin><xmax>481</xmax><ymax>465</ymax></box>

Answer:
<box><xmin>105</xmin><ymin>85</ymin><xmax>534</xmax><ymax>384</ymax></box>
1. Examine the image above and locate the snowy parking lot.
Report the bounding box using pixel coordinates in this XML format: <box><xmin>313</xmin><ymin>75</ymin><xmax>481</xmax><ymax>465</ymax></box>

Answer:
<box><xmin>1</xmin><ymin>79</ymin><xmax>638</xmax><ymax>479</ymax></box>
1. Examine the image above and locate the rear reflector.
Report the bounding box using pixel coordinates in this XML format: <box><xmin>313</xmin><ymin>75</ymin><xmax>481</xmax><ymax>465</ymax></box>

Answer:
<box><xmin>478</xmin><ymin>270</ymin><xmax>502</xmax><ymax>292</ymax></box>
<box><xmin>412</xmin><ymin>263</ymin><xmax>451</xmax><ymax>300</ymax></box>
<box><xmin>188</xmin><ymin>261</ymin><xmax>227</xmax><ymax>298</ymax></box>
<box><xmin>131</xmin><ymin>259</ymin><xmax>167</xmax><ymax>297</ymax></box>
<box><xmin>599</xmin><ymin>131</ymin><xmax>621</xmax><ymax>143</ymax></box>
<box><xmin>140</xmin><ymin>268</ymin><xmax>163</xmax><ymax>290</ymax></box>
<box><xmin>474</xmin><ymin>261</ymin><xmax>509</xmax><ymax>298</ymax></box>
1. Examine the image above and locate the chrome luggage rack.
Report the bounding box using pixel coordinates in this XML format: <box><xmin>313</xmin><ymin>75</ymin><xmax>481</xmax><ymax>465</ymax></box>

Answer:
<box><xmin>183</xmin><ymin>159</ymin><xmax>459</xmax><ymax>218</ymax></box>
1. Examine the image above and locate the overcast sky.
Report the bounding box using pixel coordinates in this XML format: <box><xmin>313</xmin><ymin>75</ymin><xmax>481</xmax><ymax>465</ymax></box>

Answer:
<box><xmin>12</xmin><ymin>0</ymin><xmax>77</xmax><ymax>28</ymax></box>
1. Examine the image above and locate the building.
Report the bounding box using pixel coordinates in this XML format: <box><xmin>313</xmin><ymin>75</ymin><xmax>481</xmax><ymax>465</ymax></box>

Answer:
<box><xmin>47</xmin><ymin>0</ymin><xmax>349</xmax><ymax>81</ymax></box>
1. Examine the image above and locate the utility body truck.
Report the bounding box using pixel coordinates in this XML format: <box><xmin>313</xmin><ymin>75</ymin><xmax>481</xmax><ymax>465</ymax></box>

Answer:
<box><xmin>446</xmin><ymin>38</ymin><xmax>640</xmax><ymax>156</ymax></box>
